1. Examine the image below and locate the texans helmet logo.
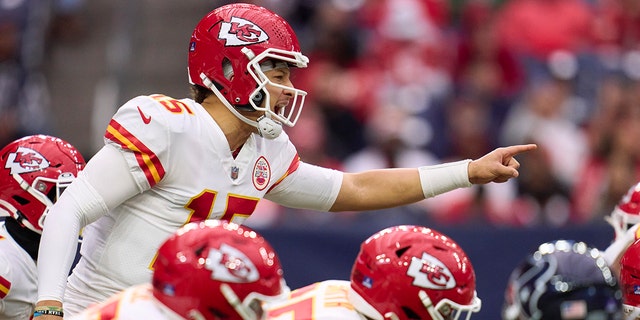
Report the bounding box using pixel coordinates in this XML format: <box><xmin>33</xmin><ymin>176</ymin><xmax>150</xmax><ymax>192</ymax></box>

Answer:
<box><xmin>5</xmin><ymin>146</ymin><xmax>50</xmax><ymax>174</ymax></box>
<box><xmin>407</xmin><ymin>252</ymin><xmax>456</xmax><ymax>290</ymax></box>
<box><xmin>218</xmin><ymin>16</ymin><xmax>269</xmax><ymax>46</ymax></box>
<box><xmin>205</xmin><ymin>243</ymin><xmax>259</xmax><ymax>283</ymax></box>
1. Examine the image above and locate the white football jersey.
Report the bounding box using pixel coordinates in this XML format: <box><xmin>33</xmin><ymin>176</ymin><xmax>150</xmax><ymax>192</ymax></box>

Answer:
<box><xmin>0</xmin><ymin>221</ymin><xmax>37</xmax><ymax>320</ymax></box>
<box><xmin>64</xmin><ymin>94</ymin><xmax>319</xmax><ymax>313</ymax></box>
<box><xmin>67</xmin><ymin>284</ymin><xmax>184</xmax><ymax>320</ymax></box>
<box><xmin>266</xmin><ymin>280</ymin><xmax>362</xmax><ymax>320</ymax></box>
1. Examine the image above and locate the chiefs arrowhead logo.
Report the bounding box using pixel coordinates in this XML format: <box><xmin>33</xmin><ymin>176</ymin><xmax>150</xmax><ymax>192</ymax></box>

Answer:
<box><xmin>5</xmin><ymin>146</ymin><xmax>50</xmax><ymax>174</ymax></box>
<box><xmin>407</xmin><ymin>252</ymin><xmax>456</xmax><ymax>290</ymax></box>
<box><xmin>252</xmin><ymin>156</ymin><xmax>271</xmax><ymax>191</ymax></box>
<box><xmin>205</xmin><ymin>244</ymin><xmax>259</xmax><ymax>283</ymax></box>
<box><xmin>218</xmin><ymin>17</ymin><xmax>269</xmax><ymax>46</ymax></box>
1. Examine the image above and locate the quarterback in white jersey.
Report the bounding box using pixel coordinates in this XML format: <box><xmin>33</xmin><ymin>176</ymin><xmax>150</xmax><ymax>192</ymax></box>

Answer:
<box><xmin>36</xmin><ymin>3</ymin><xmax>535</xmax><ymax>318</ymax></box>
<box><xmin>266</xmin><ymin>280</ymin><xmax>361</xmax><ymax>320</ymax></box>
<box><xmin>54</xmin><ymin>93</ymin><xmax>327</xmax><ymax>314</ymax></box>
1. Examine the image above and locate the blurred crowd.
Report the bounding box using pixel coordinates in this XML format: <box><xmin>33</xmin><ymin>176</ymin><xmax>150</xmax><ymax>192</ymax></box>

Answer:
<box><xmin>0</xmin><ymin>0</ymin><xmax>84</xmax><ymax>151</ymax></box>
<box><xmin>4</xmin><ymin>0</ymin><xmax>640</xmax><ymax>228</ymax></box>
<box><xmin>255</xmin><ymin>0</ymin><xmax>640</xmax><ymax>229</ymax></box>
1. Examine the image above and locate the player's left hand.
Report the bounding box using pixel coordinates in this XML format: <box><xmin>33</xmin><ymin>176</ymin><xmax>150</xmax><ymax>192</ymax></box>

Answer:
<box><xmin>467</xmin><ymin>144</ymin><xmax>538</xmax><ymax>184</ymax></box>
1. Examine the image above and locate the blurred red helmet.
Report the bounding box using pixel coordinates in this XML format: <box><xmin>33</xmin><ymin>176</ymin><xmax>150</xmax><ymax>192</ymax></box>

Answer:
<box><xmin>152</xmin><ymin>220</ymin><xmax>289</xmax><ymax>320</ymax></box>
<box><xmin>349</xmin><ymin>225</ymin><xmax>481</xmax><ymax>320</ymax></box>
<box><xmin>620</xmin><ymin>238</ymin><xmax>640</xmax><ymax>316</ymax></box>
<box><xmin>610</xmin><ymin>182</ymin><xmax>640</xmax><ymax>234</ymax></box>
<box><xmin>0</xmin><ymin>135</ymin><xmax>85</xmax><ymax>233</ymax></box>
<box><xmin>188</xmin><ymin>3</ymin><xmax>308</xmax><ymax>130</ymax></box>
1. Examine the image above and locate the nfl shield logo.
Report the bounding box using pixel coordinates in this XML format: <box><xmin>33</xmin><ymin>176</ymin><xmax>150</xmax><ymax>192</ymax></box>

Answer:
<box><xmin>231</xmin><ymin>167</ymin><xmax>239</xmax><ymax>180</ymax></box>
<box><xmin>362</xmin><ymin>276</ymin><xmax>373</xmax><ymax>289</ymax></box>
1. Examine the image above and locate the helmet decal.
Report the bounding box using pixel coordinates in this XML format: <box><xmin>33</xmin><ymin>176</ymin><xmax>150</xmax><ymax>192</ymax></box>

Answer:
<box><xmin>206</xmin><ymin>243</ymin><xmax>259</xmax><ymax>283</ymax></box>
<box><xmin>408</xmin><ymin>252</ymin><xmax>455</xmax><ymax>290</ymax></box>
<box><xmin>218</xmin><ymin>17</ymin><xmax>269</xmax><ymax>46</ymax></box>
<box><xmin>5</xmin><ymin>147</ymin><xmax>50</xmax><ymax>174</ymax></box>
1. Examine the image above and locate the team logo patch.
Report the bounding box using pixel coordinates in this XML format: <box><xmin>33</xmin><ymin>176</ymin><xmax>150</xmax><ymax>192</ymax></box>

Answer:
<box><xmin>252</xmin><ymin>156</ymin><xmax>271</xmax><ymax>191</ymax></box>
<box><xmin>4</xmin><ymin>146</ymin><xmax>50</xmax><ymax>174</ymax></box>
<box><xmin>362</xmin><ymin>276</ymin><xmax>373</xmax><ymax>289</ymax></box>
<box><xmin>407</xmin><ymin>252</ymin><xmax>456</xmax><ymax>290</ymax></box>
<box><xmin>206</xmin><ymin>244</ymin><xmax>259</xmax><ymax>283</ymax></box>
<box><xmin>218</xmin><ymin>16</ymin><xmax>269</xmax><ymax>46</ymax></box>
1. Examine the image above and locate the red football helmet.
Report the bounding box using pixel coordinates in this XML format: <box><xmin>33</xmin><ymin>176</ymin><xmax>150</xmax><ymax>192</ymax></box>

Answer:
<box><xmin>152</xmin><ymin>220</ymin><xmax>289</xmax><ymax>320</ymax></box>
<box><xmin>620</xmin><ymin>238</ymin><xmax>640</xmax><ymax>318</ymax></box>
<box><xmin>608</xmin><ymin>182</ymin><xmax>640</xmax><ymax>239</ymax></box>
<box><xmin>0</xmin><ymin>135</ymin><xmax>85</xmax><ymax>233</ymax></box>
<box><xmin>188</xmin><ymin>3</ymin><xmax>309</xmax><ymax>137</ymax></box>
<box><xmin>349</xmin><ymin>225</ymin><xmax>481</xmax><ymax>320</ymax></box>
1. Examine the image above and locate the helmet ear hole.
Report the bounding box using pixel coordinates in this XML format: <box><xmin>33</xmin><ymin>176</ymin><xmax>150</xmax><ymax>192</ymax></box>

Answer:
<box><xmin>251</xmin><ymin>89</ymin><xmax>265</xmax><ymax>107</ymax></box>
<box><xmin>222</xmin><ymin>58</ymin><xmax>234</xmax><ymax>80</ymax></box>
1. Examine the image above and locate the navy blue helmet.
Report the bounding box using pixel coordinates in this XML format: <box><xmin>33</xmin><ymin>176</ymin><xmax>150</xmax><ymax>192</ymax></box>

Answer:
<box><xmin>502</xmin><ymin>240</ymin><xmax>622</xmax><ymax>320</ymax></box>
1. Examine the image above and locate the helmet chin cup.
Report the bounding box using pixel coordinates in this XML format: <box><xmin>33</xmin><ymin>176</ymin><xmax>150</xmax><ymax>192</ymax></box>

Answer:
<box><xmin>257</xmin><ymin>116</ymin><xmax>282</xmax><ymax>139</ymax></box>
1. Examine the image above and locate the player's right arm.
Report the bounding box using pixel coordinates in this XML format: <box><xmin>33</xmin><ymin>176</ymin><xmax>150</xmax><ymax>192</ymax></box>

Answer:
<box><xmin>35</xmin><ymin>144</ymin><xmax>140</xmax><ymax>314</ymax></box>
<box><xmin>35</xmin><ymin>95</ymin><xmax>174</xmax><ymax>316</ymax></box>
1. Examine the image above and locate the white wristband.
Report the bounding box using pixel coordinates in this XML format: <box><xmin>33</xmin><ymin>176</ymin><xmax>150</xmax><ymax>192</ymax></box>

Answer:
<box><xmin>418</xmin><ymin>159</ymin><xmax>472</xmax><ymax>198</ymax></box>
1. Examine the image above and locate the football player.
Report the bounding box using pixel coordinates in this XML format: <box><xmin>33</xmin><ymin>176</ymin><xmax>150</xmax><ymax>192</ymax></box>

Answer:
<box><xmin>602</xmin><ymin>182</ymin><xmax>640</xmax><ymax>276</ymax></box>
<box><xmin>67</xmin><ymin>220</ymin><xmax>289</xmax><ymax>320</ymax></box>
<box><xmin>0</xmin><ymin>135</ymin><xmax>85</xmax><ymax>319</ymax></box>
<box><xmin>619</xmin><ymin>238</ymin><xmax>640</xmax><ymax>320</ymax></box>
<box><xmin>35</xmin><ymin>3</ymin><xmax>536</xmax><ymax>318</ymax></box>
<box><xmin>605</xmin><ymin>182</ymin><xmax>640</xmax><ymax>240</ymax></box>
<box><xmin>502</xmin><ymin>240</ymin><xmax>622</xmax><ymax>320</ymax></box>
<box><xmin>266</xmin><ymin>225</ymin><xmax>482</xmax><ymax>320</ymax></box>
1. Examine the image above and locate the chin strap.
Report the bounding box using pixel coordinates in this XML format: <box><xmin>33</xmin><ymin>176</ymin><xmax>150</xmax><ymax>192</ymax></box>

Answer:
<box><xmin>419</xmin><ymin>290</ymin><xmax>441</xmax><ymax>320</ymax></box>
<box><xmin>200</xmin><ymin>73</ymin><xmax>282</xmax><ymax>140</ymax></box>
<box><xmin>256</xmin><ymin>115</ymin><xmax>282</xmax><ymax>139</ymax></box>
<box><xmin>220</xmin><ymin>283</ymin><xmax>255</xmax><ymax>320</ymax></box>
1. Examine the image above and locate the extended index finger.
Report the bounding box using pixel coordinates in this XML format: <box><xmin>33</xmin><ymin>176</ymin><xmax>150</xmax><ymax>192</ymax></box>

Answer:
<box><xmin>503</xmin><ymin>144</ymin><xmax>538</xmax><ymax>157</ymax></box>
